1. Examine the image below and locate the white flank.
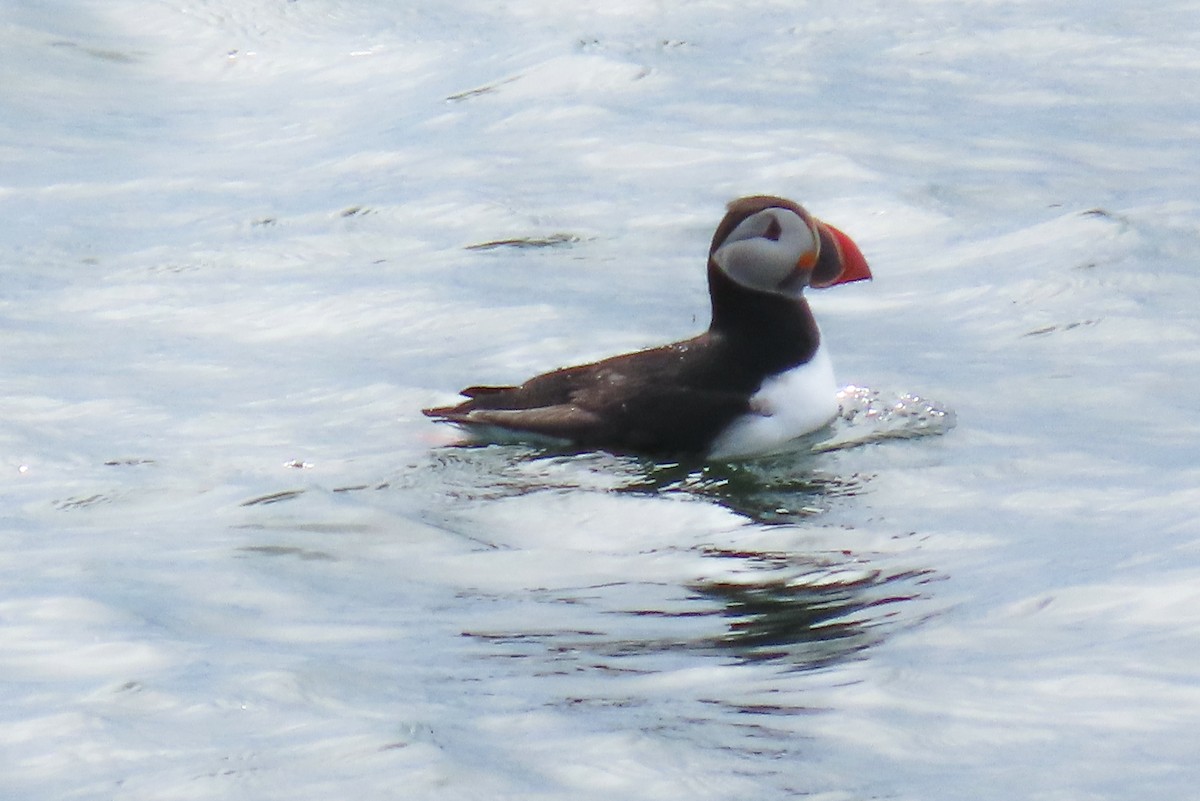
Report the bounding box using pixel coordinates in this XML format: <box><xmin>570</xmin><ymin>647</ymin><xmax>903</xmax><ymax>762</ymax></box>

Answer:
<box><xmin>706</xmin><ymin>343</ymin><xmax>839</xmax><ymax>460</ymax></box>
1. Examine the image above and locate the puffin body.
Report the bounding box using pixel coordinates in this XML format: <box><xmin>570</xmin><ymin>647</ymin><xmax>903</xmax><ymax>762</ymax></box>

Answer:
<box><xmin>423</xmin><ymin>196</ymin><xmax>871</xmax><ymax>459</ymax></box>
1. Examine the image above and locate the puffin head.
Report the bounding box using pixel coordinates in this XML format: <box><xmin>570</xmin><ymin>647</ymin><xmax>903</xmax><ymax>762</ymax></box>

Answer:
<box><xmin>708</xmin><ymin>196</ymin><xmax>871</xmax><ymax>297</ymax></box>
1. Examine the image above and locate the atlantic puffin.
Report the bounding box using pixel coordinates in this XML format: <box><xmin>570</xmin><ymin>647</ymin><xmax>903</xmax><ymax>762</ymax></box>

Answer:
<box><xmin>423</xmin><ymin>195</ymin><xmax>871</xmax><ymax>459</ymax></box>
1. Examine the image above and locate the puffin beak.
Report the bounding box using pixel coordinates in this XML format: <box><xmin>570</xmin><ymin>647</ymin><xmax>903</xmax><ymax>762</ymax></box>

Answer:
<box><xmin>811</xmin><ymin>221</ymin><xmax>872</xmax><ymax>287</ymax></box>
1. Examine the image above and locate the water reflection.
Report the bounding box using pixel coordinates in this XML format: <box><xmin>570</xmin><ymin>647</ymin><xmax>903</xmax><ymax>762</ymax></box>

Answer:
<box><xmin>615</xmin><ymin>456</ymin><xmax>868</xmax><ymax>523</ymax></box>
<box><xmin>324</xmin><ymin>444</ymin><xmax>869</xmax><ymax>525</ymax></box>
<box><xmin>235</xmin><ymin>425</ymin><xmax>941</xmax><ymax>674</ymax></box>
<box><xmin>691</xmin><ymin>548</ymin><xmax>936</xmax><ymax>667</ymax></box>
<box><xmin>236</xmin><ymin>449</ymin><xmax>859</xmax><ymax>525</ymax></box>
<box><xmin>414</xmin><ymin>441</ymin><xmax>941</xmax><ymax>674</ymax></box>
<box><xmin>461</xmin><ymin>547</ymin><xmax>937</xmax><ymax>674</ymax></box>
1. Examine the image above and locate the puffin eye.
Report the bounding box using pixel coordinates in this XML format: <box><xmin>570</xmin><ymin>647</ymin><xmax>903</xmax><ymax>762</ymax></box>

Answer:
<box><xmin>763</xmin><ymin>215</ymin><xmax>783</xmax><ymax>242</ymax></box>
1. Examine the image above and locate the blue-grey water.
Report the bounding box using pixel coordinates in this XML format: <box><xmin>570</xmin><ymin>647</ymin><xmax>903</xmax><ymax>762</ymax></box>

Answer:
<box><xmin>3</xmin><ymin>2</ymin><xmax>1199</xmax><ymax>799</ymax></box>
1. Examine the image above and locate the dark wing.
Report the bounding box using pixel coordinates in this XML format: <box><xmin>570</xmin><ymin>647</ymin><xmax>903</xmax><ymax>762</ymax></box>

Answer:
<box><xmin>423</xmin><ymin>362</ymin><xmax>587</xmax><ymax>418</ymax></box>
<box><xmin>423</xmin><ymin>402</ymin><xmax>606</xmax><ymax>442</ymax></box>
<box><xmin>459</xmin><ymin>385</ymin><xmax>514</xmax><ymax>398</ymax></box>
<box><xmin>423</xmin><ymin>337</ymin><xmax>755</xmax><ymax>455</ymax></box>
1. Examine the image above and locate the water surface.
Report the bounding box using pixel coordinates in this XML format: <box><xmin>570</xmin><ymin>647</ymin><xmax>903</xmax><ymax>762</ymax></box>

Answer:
<box><xmin>2</xmin><ymin>2</ymin><xmax>1200</xmax><ymax>799</ymax></box>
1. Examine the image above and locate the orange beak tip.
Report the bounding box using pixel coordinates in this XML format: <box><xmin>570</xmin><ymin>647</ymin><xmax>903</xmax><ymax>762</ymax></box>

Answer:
<box><xmin>824</xmin><ymin>222</ymin><xmax>872</xmax><ymax>286</ymax></box>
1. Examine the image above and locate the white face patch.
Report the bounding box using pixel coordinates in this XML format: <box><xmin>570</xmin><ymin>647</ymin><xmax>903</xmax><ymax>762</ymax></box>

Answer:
<box><xmin>712</xmin><ymin>208</ymin><xmax>819</xmax><ymax>294</ymax></box>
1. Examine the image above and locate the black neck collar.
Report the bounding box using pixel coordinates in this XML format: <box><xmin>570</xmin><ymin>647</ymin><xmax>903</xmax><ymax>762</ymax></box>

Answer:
<box><xmin>706</xmin><ymin>258</ymin><xmax>821</xmax><ymax>373</ymax></box>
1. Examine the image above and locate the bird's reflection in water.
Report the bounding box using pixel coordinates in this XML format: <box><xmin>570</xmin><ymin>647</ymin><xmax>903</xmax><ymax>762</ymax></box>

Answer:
<box><xmin>309</xmin><ymin>445</ymin><xmax>937</xmax><ymax>673</ymax></box>
<box><xmin>461</xmin><ymin>547</ymin><xmax>937</xmax><ymax>674</ymax></box>
<box><xmin>365</xmin><ymin>443</ymin><xmax>866</xmax><ymax>525</ymax></box>
<box><xmin>689</xmin><ymin>548</ymin><xmax>935</xmax><ymax>668</ymax></box>
<box><xmin>615</xmin><ymin>453</ymin><xmax>867</xmax><ymax>524</ymax></box>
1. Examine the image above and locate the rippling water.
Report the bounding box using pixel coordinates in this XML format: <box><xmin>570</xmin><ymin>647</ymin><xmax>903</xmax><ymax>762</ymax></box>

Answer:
<box><xmin>3</xmin><ymin>1</ymin><xmax>1200</xmax><ymax>799</ymax></box>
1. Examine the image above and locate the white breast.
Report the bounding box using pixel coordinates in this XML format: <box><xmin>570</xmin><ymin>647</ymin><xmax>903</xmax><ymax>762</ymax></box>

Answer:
<box><xmin>706</xmin><ymin>343</ymin><xmax>839</xmax><ymax>460</ymax></box>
